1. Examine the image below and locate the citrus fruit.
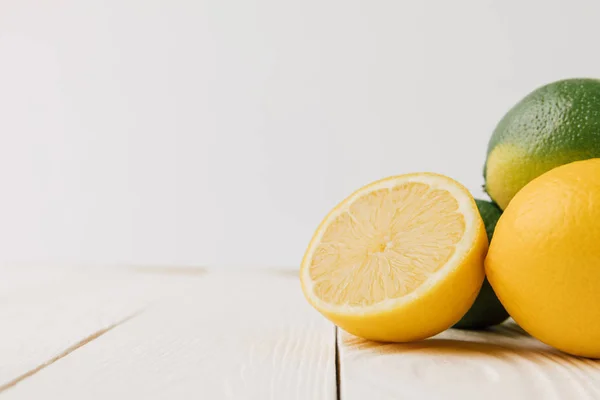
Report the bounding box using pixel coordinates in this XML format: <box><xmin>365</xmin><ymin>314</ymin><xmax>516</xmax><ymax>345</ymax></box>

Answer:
<box><xmin>453</xmin><ymin>199</ymin><xmax>509</xmax><ymax>330</ymax></box>
<box><xmin>486</xmin><ymin>159</ymin><xmax>600</xmax><ymax>358</ymax></box>
<box><xmin>484</xmin><ymin>78</ymin><xmax>600</xmax><ymax>209</ymax></box>
<box><xmin>300</xmin><ymin>173</ymin><xmax>487</xmax><ymax>342</ymax></box>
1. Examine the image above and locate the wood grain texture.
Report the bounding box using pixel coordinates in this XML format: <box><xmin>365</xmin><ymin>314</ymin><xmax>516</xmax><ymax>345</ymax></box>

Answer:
<box><xmin>2</xmin><ymin>271</ymin><xmax>336</xmax><ymax>400</ymax></box>
<box><xmin>339</xmin><ymin>321</ymin><xmax>600</xmax><ymax>400</ymax></box>
<box><xmin>0</xmin><ymin>266</ymin><xmax>201</xmax><ymax>391</ymax></box>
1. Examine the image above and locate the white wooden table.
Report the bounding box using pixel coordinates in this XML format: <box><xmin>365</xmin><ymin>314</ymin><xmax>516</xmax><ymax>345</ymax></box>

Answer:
<box><xmin>1</xmin><ymin>266</ymin><xmax>599</xmax><ymax>399</ymax></box>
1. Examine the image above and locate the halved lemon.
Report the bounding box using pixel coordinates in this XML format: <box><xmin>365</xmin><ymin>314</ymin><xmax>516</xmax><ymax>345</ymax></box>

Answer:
<box><xmin>300</xmin><ymin>173</ymin><xmax>487</xmax><ymax>342</ymax></box>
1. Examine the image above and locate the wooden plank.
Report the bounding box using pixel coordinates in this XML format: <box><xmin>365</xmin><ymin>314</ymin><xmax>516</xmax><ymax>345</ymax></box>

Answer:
<box><xmin>0</xmin><ymin>266</ymin><xmax>200</xmax><ymax>391</ymax></box>
<box><xmin>339</xmin><ymin>321</ymin><xmax>600</xmax><ymax>400</ymax></box>
<box><xmin>1</xmin><ymin>271</ymin><xmax>336</xmax><ymax>399</ymax></box>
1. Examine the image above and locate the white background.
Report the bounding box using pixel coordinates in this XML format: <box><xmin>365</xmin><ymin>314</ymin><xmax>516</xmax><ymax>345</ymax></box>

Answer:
<box><xmin>0</xmin><ymin>0</ymin><xmax>598</xmax><ymax>268</ymax></box>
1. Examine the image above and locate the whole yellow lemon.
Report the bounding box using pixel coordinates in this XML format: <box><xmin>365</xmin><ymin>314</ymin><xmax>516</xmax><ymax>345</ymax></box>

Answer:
<box><xmin>486</xmin><ymin>158</ymin><xmax>600</xmax><ymax>358</ymax></box>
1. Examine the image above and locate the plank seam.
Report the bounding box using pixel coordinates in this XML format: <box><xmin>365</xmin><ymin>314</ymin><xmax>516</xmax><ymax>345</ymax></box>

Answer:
<box><xmin>0</xmin><ymin>311</ymin><xmax>142</xmax><ymax>393</ymax></box>
<box><xmin>335</xmin><ymin>327</ymin><xmax>341</xmax><ymax>400</ymax></box>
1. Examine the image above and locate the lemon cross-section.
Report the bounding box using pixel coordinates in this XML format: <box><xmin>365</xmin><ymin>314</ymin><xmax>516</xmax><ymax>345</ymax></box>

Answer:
<box><xmin>310</xmin><ymin>183</ymin><xmax>466</xmax><ymax>306</ymax></box>
<box><xmin>300</xmin><ymin>173</ymin><xmax>487</xmax><ymax>342</ymax></box>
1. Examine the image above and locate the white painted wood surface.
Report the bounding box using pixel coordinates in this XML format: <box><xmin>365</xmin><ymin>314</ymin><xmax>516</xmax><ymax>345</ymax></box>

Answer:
<box><xmin>1</xmin><ymin>270</ymin><xmax>336</xmax><ymax>399</ymax></box>
<box><xmin>339</xmin><ymin>322</ymin><xmax>600</xmax><ymax>400</ymax></box>
<box><xmin>0</xmin><ymin>266</ymin><xmax>196</xmax><ymax>391</ymax></box>
<box><xmin>3</xmin><ymin>267</ymin><xmax>600</xmax><ymax>399</ymax></box>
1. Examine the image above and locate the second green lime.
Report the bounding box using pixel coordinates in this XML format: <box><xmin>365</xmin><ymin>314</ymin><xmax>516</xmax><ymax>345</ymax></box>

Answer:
<box><xmin>453</xmin><ymin>199</ymin><xmax>509</xmax><ymax>330</ymax></box>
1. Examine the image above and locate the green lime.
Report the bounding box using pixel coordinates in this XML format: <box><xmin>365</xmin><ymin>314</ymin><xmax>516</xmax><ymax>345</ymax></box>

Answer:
<box><xmin>453</xmin><ymin>199</ymin><xmax>509</xmax><ymax>330</ymax></box>
<box><xmin>484</xmin><ymin>78</ymin><xmax>600</xmax><ymax>209</ymax></box>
